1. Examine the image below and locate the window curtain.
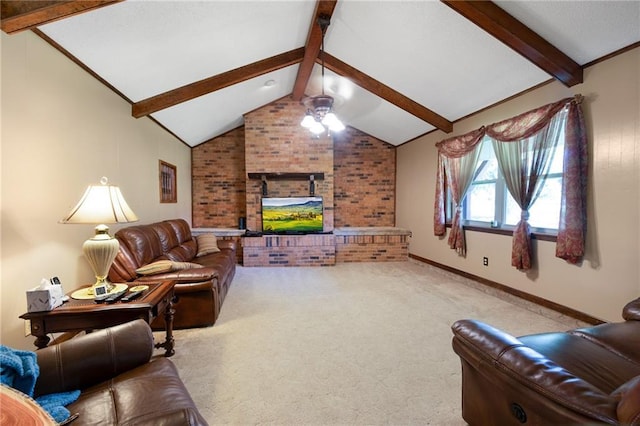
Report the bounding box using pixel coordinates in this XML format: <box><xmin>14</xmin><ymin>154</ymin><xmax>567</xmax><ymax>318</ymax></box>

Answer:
<box><xmin>489</xmin><ymin>110</ymin><xmax>566</xmax><ymax>269</ymax></box>
<box><xmin>433</xmin><ymin>95</ymin><xmax>587</xmax><ymax>269</ymax></box>
<box><xmin>433</xmin><ymin>128</ymin><xmax>484</xmax><ymax>255</ymax></box>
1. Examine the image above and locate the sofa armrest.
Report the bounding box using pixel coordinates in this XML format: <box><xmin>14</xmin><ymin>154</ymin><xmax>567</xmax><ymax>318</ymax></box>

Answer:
<box><xmin>613</xmin><ymin>375</ymin><xmax>640</xmax><ymax>425</ymax></box>
<box><xmin>623</xmin><ymin>297</ymin><xmax>640</xmax><ymax>321</ymax></box>
<box><xmin>217</xmin><ymin>239</ymin><xmax>236</xmax><ymax>252</ymax></box>
<box><xmin>34</xmin><ymin>320</ymin><xmax>154</xmax><ymax>397</ymax></box>
<box><xmin>451</xmin><ymin>319</ymin><xmax>620</xmax><ymax>423</ymax></box>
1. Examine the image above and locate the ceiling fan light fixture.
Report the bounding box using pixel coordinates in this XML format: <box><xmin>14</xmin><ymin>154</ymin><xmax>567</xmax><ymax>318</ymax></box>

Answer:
<box><xmin>309</xmin><ymin>120</ymin><xmax>326</xmax><ymax>135</ymax></box>
<box><xmin>301</xmin><ymin>15</ymin><xmax>345</xmax><ymax>137</ymax></box>
<box><xmin>301</xmin><ymin>111</ymin><xmax>315</xmax><ymax>128</ymax></box>
<box><xmin>327</xmin><ymin>117</ymin><xmax>345</xmax><ymax>132</ymax></box>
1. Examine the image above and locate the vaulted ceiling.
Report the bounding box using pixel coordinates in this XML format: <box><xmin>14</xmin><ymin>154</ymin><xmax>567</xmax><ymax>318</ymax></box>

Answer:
<box><xmin>2</xmin><ymin>0</ymin><xmax>639</xmax><ymax>147</ymax></box>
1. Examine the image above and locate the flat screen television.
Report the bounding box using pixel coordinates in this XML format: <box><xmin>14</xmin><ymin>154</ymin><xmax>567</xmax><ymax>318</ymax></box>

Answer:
<box><xmin>261</xmin><ymin>196</ymin><xmax>323</xmax><ymax>234</ymax></box>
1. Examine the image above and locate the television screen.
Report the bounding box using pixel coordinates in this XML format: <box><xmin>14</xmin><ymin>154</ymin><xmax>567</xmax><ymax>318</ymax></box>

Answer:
<box><xmin>261</xmin><ymin>197</ymin><xmax>323</xmax><ymax>234</ymax></box>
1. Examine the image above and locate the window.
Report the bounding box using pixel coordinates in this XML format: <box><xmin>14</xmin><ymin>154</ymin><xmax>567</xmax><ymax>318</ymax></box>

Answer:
<box><xmin>462</xmin><ymin>121</ymin><xmax>566</xmax><ymax>233</ymax></box>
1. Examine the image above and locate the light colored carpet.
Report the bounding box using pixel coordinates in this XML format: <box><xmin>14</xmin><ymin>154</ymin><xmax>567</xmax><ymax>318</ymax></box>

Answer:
<box><xmin>159</xmin><ymin>260</ymin><xmax>587</xmax><ymax>425</ymax></box>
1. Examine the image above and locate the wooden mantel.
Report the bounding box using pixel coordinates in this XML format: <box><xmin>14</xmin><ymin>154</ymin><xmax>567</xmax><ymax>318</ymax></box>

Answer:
<box><xmin>247</xmin><ymin>172</ymin><xmax>325</xmax><ymax>181</ymax></box>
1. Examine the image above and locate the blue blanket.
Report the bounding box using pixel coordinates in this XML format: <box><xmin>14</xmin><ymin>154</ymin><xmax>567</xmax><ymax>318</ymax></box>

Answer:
<box><xmin>0</xmin><ymin>345</ymin><xmax>80</xmax><ymax>423</ymax></box>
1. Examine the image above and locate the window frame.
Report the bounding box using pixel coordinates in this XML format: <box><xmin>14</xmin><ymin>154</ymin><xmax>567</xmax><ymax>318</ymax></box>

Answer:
<box><xmin>448</xmin><ymin>139</ymin><xmax>563</xmax><ymax>241</ymax></box>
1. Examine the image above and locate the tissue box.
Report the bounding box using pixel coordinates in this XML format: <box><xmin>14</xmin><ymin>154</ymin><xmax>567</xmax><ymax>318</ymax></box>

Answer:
<box><xmin>26</xmin><ymin>285</ymin><xmax>65</xmax><ymax>312</ymax></box>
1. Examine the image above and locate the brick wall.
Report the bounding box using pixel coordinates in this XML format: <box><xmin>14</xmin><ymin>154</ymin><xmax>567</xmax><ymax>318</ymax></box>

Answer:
<box><xmin>191</xmin><ymin>127</ymin><xmax>246</xmax><ymax>228</ymax></box>
<box><xmin>191</xmin><ymin>96</ymin><xmax>396</xmax><ymax>231</ymax></box>
<box><xmin>334</xmin><ymin>127</ymin><xmax>396</xmax><ymax>227</ymax></box>
<box><xmin>335</xmin><ymin>235</ymin><xmax>409</xmax><ymax>262</ymax></box>
<box><xmin>244</xmin><ymin>96</ymin><xmax>334</xmax><ymax>232</ymax></box>
<box><xmin>243</xmin><ymin>234</ymin><xmax>336</xmax><ymax>267</ymax></box>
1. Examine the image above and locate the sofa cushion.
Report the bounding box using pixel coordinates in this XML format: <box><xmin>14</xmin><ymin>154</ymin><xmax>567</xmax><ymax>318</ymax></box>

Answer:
<box><xmin>152</xmin><ymin>222</ymin><xmax>180</xmax><ymax>253</ymax></box>
<box><xmin>116</xmin><ymin>226</ymin><xmax>164</xmax><ymax>268</ymax></box>
<box><xmin>67</xmin><ymin>358</ymin><xmax>206</xmax><ymax>426</ymax></box>
<box><xmin>164</xmin><ymin>240</ymin><xmax>198</xmax><ymax>262</ymax></box>
<box><xmin>520</xmin><ymin>332</ymin><xmax>640</xmax><ymax>393</ymax></box>
<box><xmin>570</xmin><ymin>321</ymin><xmax>640</xmax><ymax>365</ymax></box>
<box><xmin>135</xmin><ymin>260</ymin><xmax>203</xmax><ymax>276</ymax></box>
<box><xmin>613</xmin><ymin>375</ymin><xmax>640</xmax><ymax>425</ymax></box>
<box><xmin>164</xmin><ymin>219</ymin><xmax>193</xmax><ymax>244</ymax></box>
<box><xmin>196</xmin><ymin>234</ymin><xmax>220</xmax><ymax>257</ymax></box>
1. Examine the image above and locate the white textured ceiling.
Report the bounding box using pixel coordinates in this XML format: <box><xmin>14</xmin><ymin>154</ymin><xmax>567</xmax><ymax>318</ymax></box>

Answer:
<box><xmin>36</xmin><ymin>0</ymin><xmax>640</xmax><ymax>147</ymax></box>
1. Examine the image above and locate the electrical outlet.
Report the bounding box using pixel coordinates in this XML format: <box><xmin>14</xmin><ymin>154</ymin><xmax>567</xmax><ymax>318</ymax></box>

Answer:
<box><xmin>24</xmin><ymin>319</ymin><xmax>31</xmax><ymax>336</ymax></box>
<box><xmin>483</xmin><ymin>257</ymin><xmax>489</xmax><ymax>266</ymax></box>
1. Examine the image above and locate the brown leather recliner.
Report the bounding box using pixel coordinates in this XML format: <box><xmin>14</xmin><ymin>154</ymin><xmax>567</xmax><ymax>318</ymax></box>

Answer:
<box><xmin>451</xmin><ymin>298</ymin><xmax>640</xmax><ymax>425</ymax></box>
<box><xmin>34</xmin><ymin>319</ymin><xmax>207</xmax><ymax>425</ymax></box>
<box><xmin>108</xmin><ymin>219</ymin><xmax>236</xmax><ymax>329</ymax></box>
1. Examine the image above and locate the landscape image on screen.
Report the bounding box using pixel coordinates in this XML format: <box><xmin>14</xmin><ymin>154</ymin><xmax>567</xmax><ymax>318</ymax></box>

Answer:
<box><xmin>261</xmin><ymin>197</ymin><xmax>323</xmax><ymax>233</ymax></box>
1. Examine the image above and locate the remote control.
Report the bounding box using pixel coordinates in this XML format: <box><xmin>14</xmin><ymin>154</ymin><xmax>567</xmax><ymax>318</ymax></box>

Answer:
<box><xmin>121</xmin><ymin>290</ymin><xmax>144</xmax><ymax>302</ymax></box>
<box><xmin>94</xmin><ymin>294</ymin><xmax>109</xmax><ymax>304</ymax></box>
<box><xmin>104</xmin><ymin>290</ymin><xmax>128</xmax><ymax>304</ymax></box>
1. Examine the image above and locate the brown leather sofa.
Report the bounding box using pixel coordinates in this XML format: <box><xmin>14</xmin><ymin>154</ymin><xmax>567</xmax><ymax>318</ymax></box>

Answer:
<box><xmin>34</xmin><ymin>319</ymin><xmax>207</xmax><ymax>425</ymax></box>
<box><xmin>451</xmin><ymin>298</ymin><xmax>640</xmax><ymax>425</ymax></box>
<box><xmin>108</xmin><ymin>219</ymin><xmax>236</xmax><ymax>329</ymax></box>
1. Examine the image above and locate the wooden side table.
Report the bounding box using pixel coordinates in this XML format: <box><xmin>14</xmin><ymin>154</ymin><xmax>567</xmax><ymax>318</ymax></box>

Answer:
<box><xmin>20</xmin><ymin>280</ymin><xmax>176</xmax><ymax>357</ymax></box>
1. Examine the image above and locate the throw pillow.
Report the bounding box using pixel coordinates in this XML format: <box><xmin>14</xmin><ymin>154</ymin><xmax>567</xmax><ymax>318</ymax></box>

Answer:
<box><xmin>196</xmin><ymin>234</ymin><xmax>220</xmax><ymax>257</ymax></box>
<box><xmin>0</xmin><ymin>384</ymin><xmax>56</xmax><ymax>425</ymax></box>
<box><xmin>135</xmin><ymin>260</ymin><xmax>204</xmax><ymax>276</ymax></box>
<box><xmin>171</xmin><ymin>261</ymin><xmax>204</xmax><ymax>270</ymax></box>
<box><xmin>135</xmin><ymin>260</ymin><xmax>173</xmax><ymax>275</ymax></box>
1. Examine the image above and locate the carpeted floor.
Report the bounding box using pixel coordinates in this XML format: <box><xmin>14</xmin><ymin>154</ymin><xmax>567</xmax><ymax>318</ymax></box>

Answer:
<box><xmin>159</xmin><ymin>260</ymin><xmax>586</xmax><ymax>425</ymax></box>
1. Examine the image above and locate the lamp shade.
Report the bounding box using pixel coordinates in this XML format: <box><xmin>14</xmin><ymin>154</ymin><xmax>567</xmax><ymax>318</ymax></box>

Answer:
<box><xmin>61</xmin><ymin>179</ymin><xmax>138</xmax><ymax>224</ymax></box>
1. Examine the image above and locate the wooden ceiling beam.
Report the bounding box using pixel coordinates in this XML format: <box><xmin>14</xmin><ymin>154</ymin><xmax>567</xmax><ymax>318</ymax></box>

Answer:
<box><xmin>1</xmin><ymin>0</ymin><xmax>122</xmax><ymax>34</ymax></box>
<box><xmin>132</xmin><ymin>47</ymin><xmax>305</xmax><ymax>118</ymax></box>
<box><xmin>322</xmin><ymin>53</ymin><xmax>453</xmax><ymax>133</ymax></box>
<box><xmin>442</xmin><ymin>0</ymin><xmax>583</xmax><ymax>87</ymax></box>
<box><xmin>291</xmin><ymin>0</ymin><xmax>338</xmax><ymax>101</ymax></box>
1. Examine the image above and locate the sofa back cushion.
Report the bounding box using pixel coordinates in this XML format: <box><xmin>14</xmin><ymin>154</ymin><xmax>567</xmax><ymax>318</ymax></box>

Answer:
<box><xmin>109</xmin><ymin>219</ymin><xmax>199</xmax><ymax>281</ymax></box>
<box><xmin>162</xmin><ymin>219</ymin><xmax>197</xmax><ymax>261</ymax></box>
<box><xmin>152</xmin><ymin>222</ymin><xmax>180</xmax><ymax>253</ymax></box>
<box><xmin>108</xmin><ymin>240</ymin><xmax>139</xmax><ymax>282</ymax></box>
<box><xmin>109</xmin><ymin>226</ymin><xmax>165</xmax><ymax>282</ymax></box>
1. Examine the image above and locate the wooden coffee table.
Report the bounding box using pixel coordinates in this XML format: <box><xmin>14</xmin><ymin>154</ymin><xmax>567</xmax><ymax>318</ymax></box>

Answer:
<box><xmin>20</xmin><ymin>280</ymin><xmax>176</xmax><ymax>357</ymax></box>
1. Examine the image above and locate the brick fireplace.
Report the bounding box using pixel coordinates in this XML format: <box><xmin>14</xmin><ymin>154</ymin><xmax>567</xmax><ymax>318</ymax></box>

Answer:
<box><xmin>192</xmin><ymin>95</ymin><xmax>408</xmax><ymax>266</ymax></box>
<box><xmin>244</xmin><ymin>97</ymin><xmax>334</xmax><ymax>232</ymax></box>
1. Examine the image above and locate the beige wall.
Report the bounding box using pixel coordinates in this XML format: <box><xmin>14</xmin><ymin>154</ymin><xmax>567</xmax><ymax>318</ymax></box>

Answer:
<box><xmin>1</xmin><ymin>31</ymin><xmax>192</xmax><ymax>349</ymax></box>
<box><xmin>397</xmin><ymin>47</ymin><xmax>640</xmax><ymax>322</ymax></box>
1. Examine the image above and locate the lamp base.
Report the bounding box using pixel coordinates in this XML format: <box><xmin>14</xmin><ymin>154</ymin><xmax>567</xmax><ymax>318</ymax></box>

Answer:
<box><xmin>82</xmin><ymin>223</ymin><xmax>120</xmax><ymax>294</ymax></box>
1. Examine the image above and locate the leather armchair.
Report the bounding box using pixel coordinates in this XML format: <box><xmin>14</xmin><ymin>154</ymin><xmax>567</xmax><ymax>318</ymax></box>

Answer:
<box><xmin>34</xmin><ymin>319</ymin><xmax>207</xmax><ymax>425</ymax></box>
<box><xmin>451</xmin><ymin>298</ymin><xmax>640</xmax><ymax>425</ymax></box>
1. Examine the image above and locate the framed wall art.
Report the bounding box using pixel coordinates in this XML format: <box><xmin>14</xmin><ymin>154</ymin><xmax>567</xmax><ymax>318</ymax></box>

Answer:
<box><xmin>159</xmin><ymin>160</ymin><xmax>177</xmax><ymax>203</ymax></box>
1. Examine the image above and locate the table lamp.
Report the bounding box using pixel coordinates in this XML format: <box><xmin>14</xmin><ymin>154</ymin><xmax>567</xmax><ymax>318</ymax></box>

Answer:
<box><xmin>61</xmin><ymin>177</ymin><xmax>138</xmax><ymax>296</ymax></box>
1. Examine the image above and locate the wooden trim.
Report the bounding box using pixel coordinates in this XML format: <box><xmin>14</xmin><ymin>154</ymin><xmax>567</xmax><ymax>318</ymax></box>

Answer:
<box><xmin>582</xmin><ymin>41</ymin><xmax>640</xmax><ymax>69</ymax></box>
<box><xmin>132</xmin><ymin>48</ymin><xmax>306</xmax><ymax>118</ymax></box>
<box><xmin>1</xmin><ymin>0</ymin><xmax>122</xmax><ymax>34</ymax></box>
<box><xmin>447</xmin><ymin>223</ymin><xmax>557</xmax><ymax>242</ymax></box>
<box><xmin>441</xmin><ymin>0</ymin><xmax>583</xmax><ymax>87</ymax></box>
<box><xmin>396</xmin><ymin>44</ymin><xmax>639</xmax><ymax>148</ymax></box>
<box><xmin>322</xmin><ymin>52</ymin><xmax>453</xmax><ymax>133</ymax></box>
<box><xmin>292</xmin><ymin>0</ymin><xmax>338</xmax><ymax>101</ymax></box>
<box><xmin>409</xmin><ymin>253</ymin><xmax>603</xmax><ymax>325</ymax></box>
<box><xmin>248</xmin><ymin>172</ymin><xmax>324</xmax><ymax>181</ymax></box>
